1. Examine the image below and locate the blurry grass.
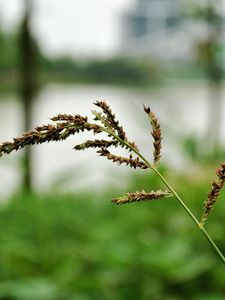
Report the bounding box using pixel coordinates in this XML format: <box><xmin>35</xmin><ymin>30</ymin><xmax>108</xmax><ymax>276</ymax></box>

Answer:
<box><xmin>0</xmin><ymin>170</ymin><xmax>224</xmax><ymax>299</ymax></box>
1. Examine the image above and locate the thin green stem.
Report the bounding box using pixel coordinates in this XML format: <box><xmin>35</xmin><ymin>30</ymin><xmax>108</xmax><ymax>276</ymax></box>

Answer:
<box><xmin>103</xmin><ymin>128</ymin><xmax>225</xmax><ymax>265</ymax></box>
<box><xmin>151</xmin><ymin>166</ymin><xmax>225</xmax><ymax>265</ymax></box>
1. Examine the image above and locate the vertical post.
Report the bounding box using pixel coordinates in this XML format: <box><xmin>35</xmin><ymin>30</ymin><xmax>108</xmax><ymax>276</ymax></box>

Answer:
<box><xmin>20</xmin><ymin>0</ymin><xmax>36</xmax><ymax>192</ymax></box>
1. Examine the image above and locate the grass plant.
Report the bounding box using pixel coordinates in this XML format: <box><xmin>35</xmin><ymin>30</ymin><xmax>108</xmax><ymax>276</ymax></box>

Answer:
<box><xmin>0</xmin><ymin>101</ymin><xmax>224</xmax><ymax>265</ymax></box>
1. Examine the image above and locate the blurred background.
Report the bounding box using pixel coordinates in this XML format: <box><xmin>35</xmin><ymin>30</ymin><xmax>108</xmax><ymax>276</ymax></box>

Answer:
<box><xmin>0</xmin><ymin>0</ymin><xmax>225</xmax><ymax>299</ymax></box>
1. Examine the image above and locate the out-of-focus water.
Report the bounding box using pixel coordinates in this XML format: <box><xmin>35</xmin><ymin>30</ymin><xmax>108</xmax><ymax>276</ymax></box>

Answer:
<box><xmin>0</xmin><ymin>81</ymin><xmax>224</xmax><ymax>198</ymax></box>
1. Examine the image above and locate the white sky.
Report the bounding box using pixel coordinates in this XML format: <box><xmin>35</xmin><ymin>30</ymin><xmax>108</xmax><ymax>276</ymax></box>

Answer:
<box><xmin>0</xmin><ymin>0</ymin><xmax>135</xmax><ymax>58</ymax></box>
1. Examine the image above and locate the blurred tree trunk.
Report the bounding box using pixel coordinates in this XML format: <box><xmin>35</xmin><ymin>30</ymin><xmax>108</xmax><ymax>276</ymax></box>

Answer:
<box><xmin>20</xmin><ymin>0</ymin><xmax>36</xmax><ymax>192</ymax></box>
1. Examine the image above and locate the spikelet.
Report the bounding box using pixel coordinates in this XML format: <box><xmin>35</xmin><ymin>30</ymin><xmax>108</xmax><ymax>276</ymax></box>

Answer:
<box><xmin>74</xmin><ymin>139</ymin><xmax>118</xmax><ymax>151</ymax></box>
<box><xmin>143</xmin><ymin>106</ymin><xmax>162</xmax><ymax>166</ymax></box>
<box><xmin>0</xmin><ymin>116</ymin><xmax>103</xmax><ymax>157</ymax></box>
<box><xmin>97</xmin><ymin>148</ymin><xmax>149</xmax><ymax>169</ymax></box>
<box><xmin>94</xmin><ymin>101</ymin><xmax>127</xmax><ymax>140</ymax></box>
<box><xmin>200</xmin><ymin>163</ymin><xmax>225</xmax><ymax>226</ymax></box>
<box><xmin>51</xmin><ymin>114</ymin><xmax>87</xmax><ymax>124</ymax></box>
<box><xmin>0</xmin><ymin>103</ymin><xmax>151</xmax><ymax>173</ymax></box>
<box><xmin>112</xmin><ymin>190</ymin><xmax>172</xmax><ymax>205</ymax></box>
<box><xmin>92</xmin><ymin>110</ymin><xmax>114</xmax><ymax>133</ymax></box>
<box><xmin>94</xmin><ymin>101</ymin><xmax>139</xmax><ymax>151</ymax></box>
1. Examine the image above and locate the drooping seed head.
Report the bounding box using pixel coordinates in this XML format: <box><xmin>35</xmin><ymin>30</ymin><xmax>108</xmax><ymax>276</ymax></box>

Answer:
<box><xmin>201</xmin><ymin>162</ymin><xmax>225</xmax><ymax>226</ymax></box>
<box><xmin>143</xmin><ymin>105</ymin><xmax>162</xmax><ymax>166</ymax></box>
<box><xmin>0</xmin><ymin>114</ymin><xmax>103</xmax><ymax>156</ymax></box>
<box><xmin>97</xmin><ymin>148</ymin><xmax>149</xmax><ymax>169</ymax></box>
<box><xmin>74</xmin><ymin>139</ymin><xmax>118</xmax><ymax>151</ymax></box>
<box><xmin>112</xmin><ymin>190</ymin><xmax>172</xmax><ymax>205</ymax></box>
<box><xmin>94</xmin><ymin>100</ymin><xmax>127</xmax><ymax>140</ymax></box>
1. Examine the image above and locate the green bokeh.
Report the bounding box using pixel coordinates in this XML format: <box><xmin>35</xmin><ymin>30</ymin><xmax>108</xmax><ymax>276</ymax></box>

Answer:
<box><xmin>0</xmin><ymin>170</ymin><xmax>224</xmax><ymax>299</ymax></box>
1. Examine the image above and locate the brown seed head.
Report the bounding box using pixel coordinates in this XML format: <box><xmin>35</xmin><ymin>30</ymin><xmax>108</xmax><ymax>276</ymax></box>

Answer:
<box><xmin>0</xmin><ymin>117</ymin><xmax>103</xmax><ymax>157</ymax></box>
<box><xmin>94</xmin><ymin>100</ymin><xmax>127</xmax><ymax>140</ymax></box>
<box><xmin>94</xmin><ymin>101</ymin><xmax>139</xmax><ymax>151</ymax></box>
<box><xmin>74</xmin><ymin>139</ymin><xmax>118</xmax><ymax>151</ymax></box>
<box><xmin>51</xmin><ymin>114</ymin><xmax>88</xmax><ymax>124</ymax></box>
<box><xmin>97</xmin><ymin>148</ymin><xmax>149</xmax><ymax>169</ymax></box>
<box><xmin>144</xmin><ymin>105</ymin><xmax>162</xmax><ymax>166</ymax></box>
<box><xmin>201</xmin><ymin>162</ymin><xmax>225</xmax><ymax>226</ymax></box>
<box><xmin>112</xmin><ymin>190</ymin><xmax>172</xmax><ymax>205</ymax></box>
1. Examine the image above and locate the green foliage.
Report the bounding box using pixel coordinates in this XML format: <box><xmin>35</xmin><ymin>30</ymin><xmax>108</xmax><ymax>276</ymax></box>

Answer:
<box><xmin>40</xmin><ymin>57</ymin><xmax>159</xmax><ymax>86</ymax></box>
<box><xmin>181</xmin><ymin>134</ymin><xmax>225</xmax><ymax>163</ymax></box>
<box><xmin>0</xmin><ymin>28</ymin><xmax>159</xmax><ymax>88</ymax></box>
<box><xmin>0</xmin><ymin>171</ymin><xmax>224</xmax><ymax>299</ymax></box>
<box><xmin>0</xmin><ymin>30</ymin><xmax>19</xmax><ymax>72</ymax></box>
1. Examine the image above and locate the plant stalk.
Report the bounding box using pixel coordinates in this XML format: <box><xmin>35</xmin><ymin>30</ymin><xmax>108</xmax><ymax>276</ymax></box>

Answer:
<box><xmin>152</xmin><ymin>166</ymin><xmax>225</xmax><ymax>265</ymax></box>
<box><xmin>105</xmin><ymin>129</ymin><xmax>225</xmax><ymax>265</ymax></box>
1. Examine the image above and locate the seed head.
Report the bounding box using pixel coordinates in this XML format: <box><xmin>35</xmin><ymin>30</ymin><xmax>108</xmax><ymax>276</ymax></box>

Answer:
<box><xmin>97</xmin><ymin>148</ymin><xmax>149</xmax><ymax>169</ymax></box>
<box><xmin>112</xmin><ymin>190</ymin><xmax>172</xmax><ymax>205</ymax></box>
<box><xmin>74</xmin><ymin>139</ymin><xmax>118</xmax><ymax>151</ymax></box>
<box><xmin>144</xmin><ymin>105</ymin><xmax>162</xmax><ymax>166</ymax></box>
<box><xmin>94</xmin><ymin>100</ymin><xmax>127</xmax><ymax>140</ymax></box>
<box><xmin>201</xmin><ymin>163</ymin><xmax>225</xmax><ymax>226</ymax></box>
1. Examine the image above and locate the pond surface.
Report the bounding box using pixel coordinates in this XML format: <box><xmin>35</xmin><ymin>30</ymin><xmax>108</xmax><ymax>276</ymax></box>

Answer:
<box><xmin>0</xmin><ymin>81</ymin><xmax>224</xmax><ymax>198</ymax></box>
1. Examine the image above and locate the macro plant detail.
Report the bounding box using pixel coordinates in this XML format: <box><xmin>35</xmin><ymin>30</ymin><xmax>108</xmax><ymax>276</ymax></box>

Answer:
<box><xmin>201</xmin><ymin>163</ymin><xmax>225</xmax><ymax>227</ymax></box>
<box><xmin>0</xmin><ymin>101</ymin><xmax>224</xmax><ymax>265</ymax></box>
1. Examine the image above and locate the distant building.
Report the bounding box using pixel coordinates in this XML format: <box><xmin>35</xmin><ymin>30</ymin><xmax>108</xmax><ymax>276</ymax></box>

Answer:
<box><xmin>121</xmin><ymin>0</ymin><xmax>192</xmax><ymax>61</ymax></box>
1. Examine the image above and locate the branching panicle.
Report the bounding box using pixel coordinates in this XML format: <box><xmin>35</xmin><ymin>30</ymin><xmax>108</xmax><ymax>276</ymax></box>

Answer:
<box><xmin>0</xmin><ymin>115</ymin><xmax>103</xmax><ymax>157</ymax></box>
<box><xmin>112</xmin><ymin>190</ymin><xmax>172</xmax><ymax>205</ymax></box>
<box><xmin>0</xmin><ymin>123</ymin><xmax>78</xmax><ymax>156</ymax></box>
<box><xmin>92</xmin><ymin>110</ymin><xmax>116</xmax><ymax>133</ymax></box>
<box><xmin>0</xmin><ymin>101</ymin><xmax>225</xmax><ymax>264</ymax></box>
<box><xmin>93</xmin><ymin>109</ymin><xmax>138</xmax><ymax>153</ymax></box>
<box><xmin>94</xmin><ymin>100</ymin><xmax>127</xmax><ymax>140</ymax></box>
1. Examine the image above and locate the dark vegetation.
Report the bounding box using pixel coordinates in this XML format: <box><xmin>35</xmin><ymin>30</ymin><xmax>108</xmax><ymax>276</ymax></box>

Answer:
<box><xmin>0</xmin><ymin>29</ymin><xmax>159</xmax><ymax>91</ymax></box>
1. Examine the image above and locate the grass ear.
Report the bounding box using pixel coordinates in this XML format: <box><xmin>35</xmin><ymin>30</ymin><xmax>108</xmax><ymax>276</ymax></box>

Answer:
<box><xmin>143</xmin><ymin>106</ymin><xmax>162</xmax><ymax>166</ymax></box>
<box><xmin>0</xmin><ymin>101</ymin><xmax>224</xmax><ymax>265</ymax></box>
<box><xmin>94</xmin><ymin>100</ymin><xmax>127</xmax><ymax>141</ymax></box>
<box><xmin>200</xmin><ymin>163</ymin><xmax>225</xmax><ymax>226</ymax></box>
<box><xmin>112</xmin><ymin>190</ymin><xmax>172</xmax><ymax>205</ymax></box>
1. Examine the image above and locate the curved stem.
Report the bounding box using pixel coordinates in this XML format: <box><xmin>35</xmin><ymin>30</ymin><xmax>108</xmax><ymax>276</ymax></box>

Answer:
<box><xmin>152</xmin><ymin>166</ymin><xmax>225</xmax><ymax>265</ymax></box>
<box><xmin>104</xmin><ymin>129</ymin><xmax>225</xmax><ymax>265</ymax></box>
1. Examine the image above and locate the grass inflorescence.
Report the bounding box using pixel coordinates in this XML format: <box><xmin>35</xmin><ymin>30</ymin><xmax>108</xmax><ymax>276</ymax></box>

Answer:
<box><xmin>0</xmin><ymin>100</ymin><xmax>224</xmax><ymax>265</ymax></box>
<box><xmin>201</xmin><ymin>163</ymin><xmax>225</xmax><ymax>226</ymax></box>
<box><xmin>112</xmin><ymin>190</ymin><xmax>172</xmax><ymax>205</ymax></box>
